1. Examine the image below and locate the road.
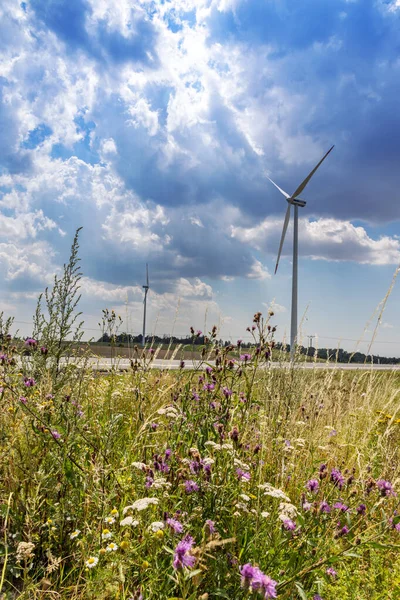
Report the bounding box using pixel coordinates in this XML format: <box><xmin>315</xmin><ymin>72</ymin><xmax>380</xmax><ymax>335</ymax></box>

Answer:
<box><xmin>66</xmin><ymin>357</ymin><xmax>400</xmax><ymax>372</ymax></box>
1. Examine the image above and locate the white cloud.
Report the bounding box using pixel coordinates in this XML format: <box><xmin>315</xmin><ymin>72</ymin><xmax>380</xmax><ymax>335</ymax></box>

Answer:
<box><xmin>232</xmin><ymin>217</ymin><xmax>400</xmax><ymax>265</ymax></box>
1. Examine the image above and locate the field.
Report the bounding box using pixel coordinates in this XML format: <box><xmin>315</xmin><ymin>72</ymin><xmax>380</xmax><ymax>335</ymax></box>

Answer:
<box><xmin>1</xmin><ymin>316</ymin><xmax>400</xmax><ymax>600</ymax></box>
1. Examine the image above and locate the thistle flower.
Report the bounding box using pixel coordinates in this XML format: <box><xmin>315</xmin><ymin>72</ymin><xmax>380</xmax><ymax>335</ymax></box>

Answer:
<box><xmin>239</xmin><ymin>563</ymin><xmax>277</xmax><ymax>598</ymax></box>
<box><xmin>377</xmin><ymin>479</ymin><xmax>396</xmax><ymax>497</ymax></box>
<box><xmin>205</xmin><ymin>519</ymin><xmax>216</xmax><ymax>534</ymax></box>
<box><xmin>51</xmin><ymin>430</ymin><xmax>61</xmax><ymax>440</ymax></box>
<box><xmin>24</xmin><ymin>338</ymin><xmax>37</xmax><ymax>347</ymax></box>
<box><xmin>185</xmin><ymin>480</ymin><xmax>199</xmax><ymax>493</ymax></box>
<box><xmin>24</xmin><ymin>377</ymin><xmax>36</xmax><ymax>387</ymax></box>
<box><xmin>326</xmin><ymin>567</ymin><xmax>337</xmax><ymax>579</ymax></box>
<box><xmin>319</xmin><ymin>500</ymin><xmax>331</xmax><ymax>513</ymax></box>
<box><xmin>173</xmin><ymin>535</ymin><xmax>197</xmax><ymax>569</ymax></box>
<box><xmin>330</xmin><ymin>468</ymin><xmax>345</xmax><ymax>489</ymax></box>
<box><xmin>333</xmin><ymin>502</ymin><xmax>349</xmax><ymax>512</ymax></box>
<box><xmin>282</xmin><ymin>518</ymin><xmax>296</xmax><ymax>531</ymax></box>
<box><xmin>356</xmin><ymin>504</ymin><xmax>366</xmax><ymax>515</ymax></box>
<box><xmin>19</xmin><ymin>396</ymin><xmax>27</xmax><ymax>405</ymax></box>
<box><xmin>306</xmin><ymin>479</ymin><xmax>319</xmax><ymax>493</ymax></box>
<box><xmin>167</xmin><ymin>517</ymin><xmax>183</xmax><ymax>533</ymax></box>
<box><xmin>240</xmin><ymin>354</ymin><xmax>251</xmax><ymax>362</ymax></box>
<box><xmin>236</xmin><ymin>468</ymin><xmax>251</xmax><ymax>481</ymax></box>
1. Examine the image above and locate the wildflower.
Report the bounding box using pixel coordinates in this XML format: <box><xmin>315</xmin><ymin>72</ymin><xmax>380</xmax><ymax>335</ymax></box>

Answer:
<box><xmin>240</xmin><ymin>354</ymin><xmax>252</xmax><ymax>362</ymax></box>
<box><xmin>16</xmin><ymin>542</ymin><xmax>35</xmax><ymax>562</ymax></box>
<box><xmin>281</xmin><ymin>518</ymin><xmax>296</xmax><ymax>531</ymax></box>
<box><xmin>205</xmin><ymin>519</ymin><xmax>216</xmax><ymax>533</ymax></box>
<box><xmin>70</xmin><ymin>530</ymin><xmax>80</xmax><ymax>539</ymax></box>
<box><xmin>185</xmin><ymin>480</ymin><xmax>199</xmax><ymax>493</ymax></box>
<box><xmin>326</xmin><ymin>567</ymin><xmax>337</xmax><ymax>579</ymax></box>
<box><xmin>85</xmin><ymin>556</ymin><xmax>99</xmax><ymax>568</ymax></box>
<box><xmin>222</xmin><ymin>387</ymin><xmax>233</xmax><ymax>397</ymax></box>
<box><xmin>330</xmin><ymin>468</ymin><xmax>345</xmax><ymax>489</ymax></box>
<box><xmin>261</xmin><ymin>511</ymin><xmax>270</xmax><ymax>518</ymax></box>
<box><xmin>236</xmin><ymin>468</ymin><xmax>251</xmax><ymax>481</ymax></box>
<box><xmin>337</xmin><ymin>525</ymin><xmax>349</xmax><ymax>537</ymax></box>
<box><xmin>306</xmin><ymin>479</ymin><xmax>319</xmax><ymax>493</ymax></box>
<box><xmin>319</xmin><ymin>501</ymin><xmax>331</xmax><ymax>513</ymax></box>
<box><xmin>239</xmin><ymin>563</ymin><xmax>277</xmax><ymax>598</ymax></box>
<box><xmin>258</xmin><ymin>483</ymin><xmax>291</xmax><ymax>502</ymax></box>
<box><xmin>106</xmin><ymin>543</ymin><xmax>118</xmax><ymax>552</ymax></box>
<box><xmin>104</xmin><ymin>516</ymin><xmax>115</xmax><ymax>525</ymax></box>
<box><xmin>123</xmin><ymin>497</ymin><xmax>159</xmax><ymax>513</ymax></box>
<box><xmin>110</xmin><ymin>508</ymin><xmax>119</xmax><ymax>517</ymax></box>
<box><xmin>24</xmin><ymin>338</ymin><xmax>37</xmax><ymax>347</ymax></box>
<box><xmin>101</xmin><ymin>529</ymin><xmax>112</xmax><ymax>540</ymax></box>
<box><xmin>150</xmin><ymin>521</ymin><xmax>165</xmax><ymax>533</ymax></box>
<box><xmin>24</xmin><ymin>377</ymin><xmax>36</xmax><ymax>387</ymax></box>
<box><xmin>120</xmin><ymin>540</ymin><xmax>129</xmax><ymax>550</ymax></box>
<box><xmin>167</xmin><ymin>518</ymin><xmax>184</xmax><ymax>533</ymax></box>
<box><xmin>356</xmin><ymin>504</ymin><xmax>366</xmax><ymax>515</ymax></box>
<box><xmin>120</xmin><ymin>516</ymin><xmax>139</xmax><ymax>527</ymax></box>
<box><xmin>19</xmin><ymin>396</ymin><xmax>27</xmax><ymax>405</ymax></box>
<box><xmin>203</xmin><ymin>383</ymin><xmax>215</xmax><ymax>392</ymax></box>
<box><xmin>377</xmin><ymin>479</ymin><xmax>396</xmax><ymax>497</ymax></box>
<box><xmin>51</xmin><ymin>430</ymin><xmax>61</xmax><ymax>440</ymax></box>
<box><xmin>313</xmin><ymin>596</ymin><xmax>323</xmax><ymax>600</ymax></box>
<box><xmin>333</xmin><ymin>502</ymin><xmax>349</xmax><ymax>512</ymax></box>
<box><xmin>173</xmin><ymin>535</ymin><xmax>197</xmax><ymax>570</ymax></box>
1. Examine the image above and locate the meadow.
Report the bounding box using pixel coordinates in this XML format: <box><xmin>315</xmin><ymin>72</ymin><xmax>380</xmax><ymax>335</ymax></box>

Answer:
<box><xmin>1</xmin><ymin>234</ymin><xmax>400</xmax><ymax>599</ymax></box>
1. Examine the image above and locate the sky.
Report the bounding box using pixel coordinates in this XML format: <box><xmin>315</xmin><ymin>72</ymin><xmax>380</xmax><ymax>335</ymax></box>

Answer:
<box><xmin>1</xmin><ymin>0</ymin><xmax>400</xmax><ymax>355</ymax></box>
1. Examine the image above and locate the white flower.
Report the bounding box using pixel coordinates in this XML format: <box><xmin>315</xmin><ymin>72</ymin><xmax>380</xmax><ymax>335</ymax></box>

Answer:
<box><xmin>131</xmin><ymin>462</ymin><xmax>147</xmax><ymax>470</ymax></box>
<box><xmin>123</xmin><ymin>497</ymin><xmax>159</xmax><ymax>514</ymax></box>
<box><xmin>149</xmin><ymin>521</ymin><xmax>165</xmax><ymax>532</ymax></box>
<box><xmin>104</xmin><ymin>516</ymin><xmax>115</xmax><ymax>525</ymax></box>
<box><xmin>239</xmin><ymin>494</ymin><xmax>251</xmax><ymax>502</ymax></box>
<box><xmin>204</xmin><ymin>441</ymin><xmax>218</xmax><ymax>449</ymax></box>
<box><xmin>101</xmin><ymin>529</ymin><xmax>112</xmax><ymax>540</ymax></box>
<box><xmin>202</xmin><ymin>457</ymin><xmax>214</xmax><ymax>466</ymax></box>
<box><xmin>278</xmin><ymin>502</ymin><xmax>298</xmax><ymax>518</ymax></box>
<box><xmin>120</xmin><ymin>516</ymin><xmax>139</xmax><ymax>527</ymax></box>
<box><xmin>234</xmin><ymin>502</ymin><xmax>249</xmax><ymax>512</ymax></box>
<box><xmin>234</xmin><ymin>458</ymin><xmax>250</xmax><ymax>471</ymax></box>
<box><xmin>70</xmin><ymin>530</ymin><xmax>80</xmax><ymax>540</ymax></box>
<box><xmin>106</xmin><ymin>543</ymin><xmax>118</xmax><ymax>552</ymax></box>
<box><xmin>261</xmin><ymin>511</ymin><xmax>270</xmax><ymax>518</ymax></box>
<box><xmin>258</xmin><ymin>483</ymin><xmax>291</xmax><ymax>502</ymax></box>
<box><xmin>85</xmin><ymin>556</ymin><xmax>98</xmax><ymax>568</ymax></box>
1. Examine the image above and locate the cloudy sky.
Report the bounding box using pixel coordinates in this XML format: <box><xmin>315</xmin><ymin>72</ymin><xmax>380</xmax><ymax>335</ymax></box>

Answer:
<box><xmin>1</xmin><ymin>0</ymin><xmax>400</xmax><ymax>355</ymax></box>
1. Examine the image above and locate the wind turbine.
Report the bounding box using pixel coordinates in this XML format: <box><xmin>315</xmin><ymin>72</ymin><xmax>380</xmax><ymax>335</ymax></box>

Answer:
<box><xmin>142</xmin><ymin>264</ymin><xmax>149</xmax><ymax>347</ymax></box>
<box><xmin>268</xmin><ymin>145</ymin><xmax>334</xmax><ymax>359</ymax></box>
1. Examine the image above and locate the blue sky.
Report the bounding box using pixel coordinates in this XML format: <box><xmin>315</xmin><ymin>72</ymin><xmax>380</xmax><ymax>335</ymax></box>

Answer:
<box><xmin>1</xmin><ymin>0</ymin><xmax>400</xmax><ymax>355</ymax></box>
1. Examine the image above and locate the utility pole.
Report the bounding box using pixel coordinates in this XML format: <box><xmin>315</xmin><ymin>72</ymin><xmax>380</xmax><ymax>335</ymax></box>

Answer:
<box><xmin>307</xmin><ymin>335</ymin><xmax>315</xmax><ymax>361</ymax></box>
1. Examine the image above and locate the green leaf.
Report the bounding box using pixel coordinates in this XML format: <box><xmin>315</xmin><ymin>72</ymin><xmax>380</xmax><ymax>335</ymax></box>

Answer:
<box><xmin>295</xmin><ymin>581</ymin><xmax>308</xmax><ymax>600</ymax></box>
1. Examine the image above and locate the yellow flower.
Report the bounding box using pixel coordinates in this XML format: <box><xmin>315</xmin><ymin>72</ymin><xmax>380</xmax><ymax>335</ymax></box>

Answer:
<box><xmin>111</xmin><ymin>508</ymin><xmax>119</xmax><ymax>516</ymax></box>
<box><xmin>99</xmin><ymin>548</ymin><xmax>106</xmax><ymax>555</ymax></box>
<box><xmin>141</xmin><ymin>560</ymin><xmax>150</xmax><ymax>569</ymax></box>
<box><xmin>120</xmin><ymin>540</ymin><xmax>129</xmax><ymax>550</ymax></box>
<box><xmin>155</xmin><ymin>529</ymin><xmax>164</xmax><ymax>539</ymax></box>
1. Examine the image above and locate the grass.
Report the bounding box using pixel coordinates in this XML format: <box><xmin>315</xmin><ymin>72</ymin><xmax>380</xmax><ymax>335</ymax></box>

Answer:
<box><xmin>1</xmin><ymin>316</ymin><xmax>400</xmax><ymax>600</ymax></box>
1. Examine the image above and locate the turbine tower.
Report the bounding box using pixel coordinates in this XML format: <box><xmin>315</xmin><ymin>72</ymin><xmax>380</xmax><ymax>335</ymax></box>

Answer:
<box><xmin>142</xmin><ymin>264</ymin><xmax>149</xmax><ymax>347</ymax></box>
<box><xmin>268</xmin><ymin>145</ymin><xmax>334</xmax><ymax>360</ymax></box>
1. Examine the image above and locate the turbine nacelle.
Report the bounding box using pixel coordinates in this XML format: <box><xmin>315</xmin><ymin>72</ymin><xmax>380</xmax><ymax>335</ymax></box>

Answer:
<box><xmin>287</xmin><ymin>197</ymin><xmax>306</xmax><ymax>208</ymax></box>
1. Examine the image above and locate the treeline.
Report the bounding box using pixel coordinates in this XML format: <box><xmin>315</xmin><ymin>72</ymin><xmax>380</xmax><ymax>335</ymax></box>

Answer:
<box><xmin>96</xmin><ymin>333</ymin><xmax>399</xmax><ymax>364</ymax></box>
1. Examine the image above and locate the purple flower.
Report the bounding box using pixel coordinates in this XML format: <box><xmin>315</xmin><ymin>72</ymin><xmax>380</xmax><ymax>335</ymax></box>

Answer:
<box><xmin>165</xmin><ymin>448</ymin><xmax>172</xmax><ymax>460</ymax></box>
<box><xmin>377</xmin><ymin>479</ymin><xmax>396</xmax><ymax>497</ymax></box>
<box><xmin>145</xmin><ymin>476</ymin><xmax>154</xmax><ymax>488</ymax></box>
<box><xmin>282</xmin><ymin>519</ymin><xmax>296</xmax><ymax>531</ymax></box>
<box><xmin>239</xmin><ymin>563</ymin><xmax>277</xmax><ymax>598</ymax></box>
<box><xmin>237</xmin><ymin>339</ymin><xmax>242</xmax><ymax>347</ymax></box>
<box><xmin>356</xmin><ymin>504</ymin><xmax>366</xmax><ymax>515</ymax></box>
<box><xmin>184</xmin><ymin>480</ymin><xmax>199</xmax><ymax>494</ymax></box>
<box><xmin>222</xmin><ymin>386</ymin><xmax>233</xmax><ymax>397</ymax></box>
<box><xmin>313</xmin><ymin>596</ymin><xmax>323</xmax><ymax>600</ymax></box>
<box><xmin>306</xmin><ymin>479</ymin><xmax>319</xmax><ymax>493</ymax></box>
<box><xmin>240</xmin><ymin>354</ymin><xmax>252</xmax><ymax>362</ymax></box>
<box><xmin>236</xmin><ymin>468</ymin><xmax>251</xmax><ymax>481</ymax></box>
<box><xmin>150</xmin><ymin>423</ymin><xmax>158</xmax><ymax>431</ymax></box>
<box><xmin>205</xmin><ymin>519</ymin><xmax>216</xmax><ymax>534</ymax></box>
<box><xmin>192</xmin><ymin>392</ymin><xmax>200</xmax><ymax>402</ymax></box>
<box><xmin>203</xmin><ymin>383</ymin><xmax>215</xmax><ymax>392</ymax></box>
<box><xmin>205</xmin><ymin>366</ymin><xmax>213</xmax><ymax>375</ymax></box>
<box><xmin>333</xmin><ymin>502</ymin><xmax>349</xmax><ymax>512</ymax></box>
<box><xmin>302</xmin><ymin>501</ymin><xmax>312</xmax><ymax>511</ymax></box>
<box><xmin>173</xmin><ymin>535</ymin><xmax>196</xmax><ymax>570</ymax></box>
<box><xmin>326</xmin><ymin>567</ymin><xmax>337</xmax><ymax>579</ymax></box>
<box><xmin>19</xmin><ymin>396</ymin><xmax>27</xmax><ymax>405</ymax></box>
<box><xmin>337</xmin><ymin>525</ymin><xmax>349</xmax><ymax>537</ymax></box>
<box><xmin>319</xmin><ymin>500</ymin><xmax>331</xmax><ymax>513</ymax></box>
<box><xmin>330</xmin><ymin>468</ymin><xmax>345</xmax><ymax>489</ymax></box>
<box><xmin>167</xmin><ymin>518</ymin><xmax>183</xmax><ymax>534</ymax></box>
<box><xmin>23</xmin><ymin>377</ymin><xmax>36</xmax><ymax>387</ymax></box>
<box><xmin>24</xmin><ymin>338</ymin><xmax>37</xmax><ymax>347</ymax></box>
<box><xmin>40</xmin><ymin>346</ymin><xmax>48</xmax><ymax>355</ymax></box>
<box><xmin>51</xmin><ymin>430</ymin><xmax>61</xmax><ymax>440</ymax></box>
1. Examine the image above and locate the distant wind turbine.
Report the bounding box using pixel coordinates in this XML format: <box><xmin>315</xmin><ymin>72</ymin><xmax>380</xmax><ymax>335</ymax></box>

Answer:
<box><xmin>268</xmin><ymin>145</ymin><xmax>334</xmax><ymax>359</ymax></box>
<box><xmin>142</xmin><ymin>264</ymin><xmax>149</xmax><ymax>347</ymax></box>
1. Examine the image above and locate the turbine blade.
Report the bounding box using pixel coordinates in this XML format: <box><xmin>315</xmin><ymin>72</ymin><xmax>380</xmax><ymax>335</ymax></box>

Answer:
<box><xmin>275</xmin><ymin>204</ymin><xmax>291</xmax><ymax>274</ymax></box>
<box><xmin>146</xmin><ymin>263</ymin><xmax>149</xmax><ymax>287</ymax></box>
<box><xmin>267</xmin><ymin>176</ymin><xmax>290</xmax><ymax>199</ymax></box>
<box><xmin>291</xmin><ymin>145</ymin><xmax>334</xmax><ymax>199</ymax></box>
